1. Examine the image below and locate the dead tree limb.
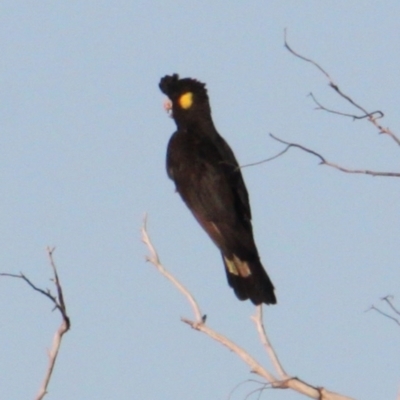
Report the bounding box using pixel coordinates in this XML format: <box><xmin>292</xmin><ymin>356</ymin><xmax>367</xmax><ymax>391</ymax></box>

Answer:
<box><xmin>284</xmin><ymin>29</ymin><xmax>400</xmax><ymax>147</ymax></box>
<box><xmin>241</xmin><ymin>32</ymin><xmax>400</xmax><ymax>177</ymax></box>
<box><xmin>1</xmin><ymin>247</ymin><xmax>70</xmax><ymax>400</ymax></box>
<box><xmin>264</xmin><ymin>134</ymin><xmax>399</xmax><ymax>177</ymax></box>
<box><xmin>141</xmin><ymin>218</ymin><xmax>354</xmax><ymax>400</ymax></box>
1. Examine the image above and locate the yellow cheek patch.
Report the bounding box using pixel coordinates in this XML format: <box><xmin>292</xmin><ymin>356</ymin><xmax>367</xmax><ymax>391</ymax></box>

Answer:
<box><xmin>178</xmin><ymin>92</ymin><xmax>193</xmax><ymax>109</ymax></box>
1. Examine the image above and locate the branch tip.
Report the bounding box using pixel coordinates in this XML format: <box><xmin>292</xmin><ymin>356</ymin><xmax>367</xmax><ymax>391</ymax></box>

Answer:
<box><xmin>284</xmin><ymin>29</ymin><xmax>400</xmax><ymax>146</ymax></box>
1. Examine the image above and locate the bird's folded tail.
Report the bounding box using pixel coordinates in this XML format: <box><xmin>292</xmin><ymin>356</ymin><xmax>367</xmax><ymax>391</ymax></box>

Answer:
<box><xmin>222</xmin><ymin>253</ymin><xmax>276</xmax><ymax>305</ymax></box>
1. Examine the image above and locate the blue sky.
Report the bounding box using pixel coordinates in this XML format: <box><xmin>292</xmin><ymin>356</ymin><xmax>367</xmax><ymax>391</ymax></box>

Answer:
<box><xmin>1</xmin><ymin>2</ymin><xmax>399</xmax><ymax>399</ymax></box>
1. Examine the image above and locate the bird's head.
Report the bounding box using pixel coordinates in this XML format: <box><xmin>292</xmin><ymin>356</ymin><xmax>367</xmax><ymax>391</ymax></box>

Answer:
<box><xmin>159</xmin><ymin>74</ymin><xmax>211</xmax><ymax>126</ymax></box>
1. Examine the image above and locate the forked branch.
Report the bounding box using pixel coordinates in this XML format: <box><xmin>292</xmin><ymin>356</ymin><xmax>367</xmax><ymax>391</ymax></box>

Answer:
<box><xmin>284</xmin><ymin>29</ymin><xmax>400</xmax><ymax>146</ymax></box>
<box><xmin>141</xmin><ymin>218</ymin><xmax>354</xmax><ymax>400</ymax></box>
<box><xmin>267</xmin><ymin>134</ymin><xmax>400</xmax><ymax>177</ymax></box>
<box><xmin>367</xmin><ymin>296</ymin><xmax>400</xmax><ymax>327</ymax></box>
<box><xmin>1</xmin><ymin>248</ymin><xmax>70</xmax><ymax>400</ymax></box>
<box><xmin>245</xmin><ymin>31</ymin><xmax>400</xmax><ymax>176</ymax></box>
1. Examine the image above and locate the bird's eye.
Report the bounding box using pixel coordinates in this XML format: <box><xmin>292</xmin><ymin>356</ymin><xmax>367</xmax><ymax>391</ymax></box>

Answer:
<box><xmin>178</xmin><ymin>92</ymin><xmax>193</xmax><ymax>109</ymax></box>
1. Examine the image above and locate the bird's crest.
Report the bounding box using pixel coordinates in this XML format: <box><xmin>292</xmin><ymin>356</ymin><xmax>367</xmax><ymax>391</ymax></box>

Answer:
<box><xmin>159</xmin><ymin>74</ymin><xmax>208</xmax><ymax>104</ymax></box>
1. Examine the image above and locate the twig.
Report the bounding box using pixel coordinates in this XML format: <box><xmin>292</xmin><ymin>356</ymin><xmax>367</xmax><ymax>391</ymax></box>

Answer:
<box><xmin>381</xmin><ymin>295</ymin><xmax>400</xmax><ymax>316</ymax></box>
<box><xmin>266</xmin><ymin>133</ymin><xmax>400</xmax><ymax>177</ymax></box>
<box><xmin>284</xmin><ymin>29</ymin><xmax>400</xmax><ymax>146</ymax></box>
<box><xmin>251</xmin><ymin>306</ymin><xmax>353</xmax><ymax>399</ymax></box>
<box><xmin>141</xmin><ymin>214</ymin><xmax>204</xmax><ymax>324</ymax></box>
<box><xmin>308</xmin><ymin>93</ymin><xmax>383</xmax><ymax>120</ymax></box>
<box><xmin>240</xmin><ymin>148</ymin><xmax>291</xmax><ymax>169</ymax></box>
<box><xmin>252</xmin><ymin>306</ymin><xmax>288</xmax><ymax>379</ymax></box>
<box><xmin>227</xmin><ymin>379</ymin><xmax>271</xmax><ymax>400</ymax></box>
<box><xmin>0</xmin><ymin>248</ymin><xmax>70</xmax><ymax>400</ymax></box>
<box><xmin>368</xmin><ymin>306</ymin><xmax>400</xmax><ymax>326</ymax></box>
<box><xmin>367</xmin><ymin>296</ymin><xmax>400</xmax><ymax>326</ymax></box>
<box><xmin>141</xmin><ymin>217</ymin><xmax>355</xmax><ymax>399</ymax></box>
<box><xmin>243</xmin><ymin>385</ymin><xmax>269</xmax><ymax>400</ymax></box>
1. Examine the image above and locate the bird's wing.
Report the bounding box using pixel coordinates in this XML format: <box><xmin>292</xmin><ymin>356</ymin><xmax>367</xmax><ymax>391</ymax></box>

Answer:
<box><xmin>212</xmin><ymin>133</ymin><xmax>252</xmax><ymax>221</ymax></box>
<box><xmin>167</xmin><ymin>130</ymin><xmax>252</xmax><ymax>243</ymax></box>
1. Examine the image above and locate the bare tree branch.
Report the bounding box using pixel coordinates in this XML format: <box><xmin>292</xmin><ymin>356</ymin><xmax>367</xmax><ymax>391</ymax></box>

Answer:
<box><xmin>252</xmin><ymin>306</ymin><xmax>288</xmax><ymax>379</ymax></box>
<box><xmin>141</xmin><ymin>214</ymin><xmax>204</xmax><ymax>324</ymax></box>
<box><xmin>381</xmin><ymin>295</ymin><xmax>400</xmax><ymax>316</ymax></box>
<box><xmin>368</xmin><ymin>306</ymin><xmax>400</xmax><ymax>327</ymax></box>
<box><xmin>0</xmin><ymin>248</ymin><xmax>70</xmax><ymax>400</ymax></box>
<box><xmin>141</xmin><ymin>218</ymin><xmax>355</xmax><ymax>400</ymax></box>
<box><xmin>243</xmin><ymin>133</ymin><xmax>400</xmax><ymax>177</ymax></box>
<box><xmin>308</xmin><ymin>93</ymin><xmax>383</xmax><ymax>121</ymax></box>
<box><xmin>240</xmin><ymin>147</ymin><xmax>291</xmax><ymax>169</ymax></box>
<box><xmin>266</xmin><ymin>133</ymin><xmax>400</xmax><ymax>177</ymax></box>
<box><xmin>284</xmin><ymin>29</ymin><xmax>400</xmax><ymax>146</ymax></box>
<box><xmin>367</xmin><ymin>296</ymin><xmax>400</xmax><ymax>326</ymax></box>
<box><xmin>251</xmin><ymin>30</ymin><xmax>400</xmax><ymax>177</ymax></box>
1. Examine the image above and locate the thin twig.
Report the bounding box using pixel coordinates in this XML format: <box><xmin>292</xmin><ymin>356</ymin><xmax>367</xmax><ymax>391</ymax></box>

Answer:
<box><xmin>0</xmin><ymin>273</ymin><xmax>57</xmax><ymax>303</ymax></box>
<box><xmin>240</xmin><ymin>148</ymin><xmax>291</xmax><ymax>169</ymax></box>
<box><xmin>368</xmin><ymin>306</ymin><xmax>400</xmax><ymax>326</ymax></box>
<box><xmin>1</xmin><ymin>248</ymin><xmax>70</xmax><ymax>400</ymax></box>
<box><xmin>284</xmin><ymin>29</ymin><xmax>400</xmax><ymax>146</ymax></box>
<box><xmin>250</xmin><ymin>307</ymin><xmax>352</xmax><ymax>399</ymax></box>
<box><xmin>47</xmin><ymin>247</ymin><xmax>69</xmax><ymax>323</ymax></box>
<box><xmin>227</xmin><ymin>379</ymin><xmax>271</xmax><ymax>400</ymax></box>
<box><xmin>267</xmin><ymin>133</ymin><xmax>400</xmax><ymax>177</ymax></box>
<box><xmin>367</xmin><ymin>296</ymin><xmax>400</xmax><ymax>326</ymax></box>
<box><xmin>381</xmin><ymin>296</ymin><xmax>400</xmax><ymax>316</ymax></box>
<box><xmin>141</xmin><ymin>215</ymin><xmax>204</xmax><ymax>324</ymax></box>
<box><xmin>252</xmin><ymin>306</ymin><xmax>288</xmax><ymax>379</ymax></box>
<box><xmin>309</xmin><ymin>93</ymin><xmax>383</xmax><ymax>120</ymax></box>
<box><xmin>243</xmin><ymin>385</ymin><xmax>269</xmax><ymax>400</ymax></box>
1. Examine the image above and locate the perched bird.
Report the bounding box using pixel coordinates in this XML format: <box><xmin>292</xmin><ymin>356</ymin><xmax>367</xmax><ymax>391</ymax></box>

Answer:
<box><xmin>159</xmin><ymin>74</ymin><xmax>276</xmax><ymax>305</ymax></box>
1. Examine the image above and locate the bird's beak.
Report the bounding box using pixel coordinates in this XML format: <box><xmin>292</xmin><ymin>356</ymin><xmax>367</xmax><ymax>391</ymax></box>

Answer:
<box><xmin>163</xmin><ymin>99</ymin><xmax>173</xmax><ymax>117</ymax></box>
